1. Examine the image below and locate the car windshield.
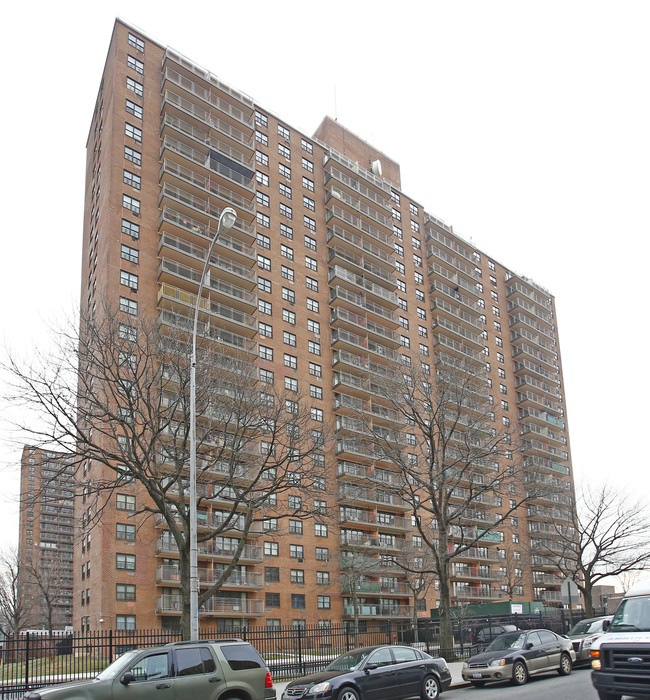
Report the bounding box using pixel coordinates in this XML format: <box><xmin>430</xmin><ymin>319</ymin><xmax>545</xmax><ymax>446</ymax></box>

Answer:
<box><xmin>610</xmin><ymin>598</ymin><xmax>650</xmax><ymax>632</ymax></box>
<box><xmin>95</xmin><ymin>651</ymin><xmax>140</xmax><ymax>680</ymax></box>
<box><xmin>569</xmin><ymin>619</ymin><xmax>603</xmax><ymax>635</ymax></box>
<box><xmin>326</xmin><ymin>650</ymin><xmax>372</xmax><ymax>671</ymax></box>
<box><xmin>485</xmin><ymin>633</ymin><xmax>527</xmax><ymax>651</ymax></box>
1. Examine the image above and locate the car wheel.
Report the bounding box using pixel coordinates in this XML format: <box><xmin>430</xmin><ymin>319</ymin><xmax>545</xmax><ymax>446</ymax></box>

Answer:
<box><xmin>470</xmin><ymin>681</ymin><xmax>486</xmax><ymax>687</ymax></box>
<box><xmin>338</xmin><ymin>687</ymin><xmax>360</xmax><ymax>700</ymax></box>
<box><xmin>511</xmin><ymin>660</ymin><xmax>528</xmax><ymax>686</ymax></box>
<box><xmin>421</xmin><ymin>675</ymin><xmax>440</xmax><ymax>700</ymax></box>
<box><xmin>558</xmin><ymin>652</ymin><xmax>572</xmax><ymax>676</ymax></box>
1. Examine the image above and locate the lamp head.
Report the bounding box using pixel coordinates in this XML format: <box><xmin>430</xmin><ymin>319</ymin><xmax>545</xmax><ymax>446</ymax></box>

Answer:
<box><xmin>220</xmin><ymin>207</ymin><xmax>237</xmax><ymax>232</ymax></box>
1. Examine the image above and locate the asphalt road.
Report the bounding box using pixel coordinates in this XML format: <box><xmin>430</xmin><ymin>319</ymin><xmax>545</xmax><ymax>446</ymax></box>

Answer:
<box><xmin>444</xmin><ymin>666</ymin><xmax>645</xmax><ymax>700</ymax></box>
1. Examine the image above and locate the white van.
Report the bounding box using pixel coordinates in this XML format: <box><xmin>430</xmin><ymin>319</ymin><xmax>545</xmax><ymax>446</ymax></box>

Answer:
<box><xmin>590</xmin><ymin>579</ymin><xmax>650</xmax><ymax>700</ymax></box>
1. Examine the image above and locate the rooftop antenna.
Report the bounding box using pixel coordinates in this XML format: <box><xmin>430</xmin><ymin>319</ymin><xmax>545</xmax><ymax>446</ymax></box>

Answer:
<box><xmin>334</xmin><ymin>85</ymin><xmax>338</xmax><ymax>121</ymax></box>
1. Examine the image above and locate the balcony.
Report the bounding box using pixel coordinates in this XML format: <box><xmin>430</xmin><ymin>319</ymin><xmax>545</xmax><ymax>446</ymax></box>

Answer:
<box><xmin>327</xmin><ymin>225</ymin><xmax>395</xmax><ymax>271</ymax></box>
<box><xmin>342</xmin><ymin>604</ymin><xmax>413</xmax><ymax>619</ymax></box>
<box><xmin>157</xmin><ymin>594</ymin><xmax>264</xmax><ymax>616</ymax></box>
<box><xmin>338</xmin><ymin>483</ymin><xmax>410</xmax><ymax>511</ymax></box>
<box><xmin>328</xmin><ymin>245</ymin><xmax>397</xmax><ymax>290</ymax></box>
<box><xmin>160</xmin><ymin>310</ymin><xmax>258</xmax><ymax>356</ymax></box>
<box><xmin>325</xmin><ymin>204</ymin><xmax>393</xmax><ymax>252</ymax></box>
<box><xmin>324</xmin><ymin>167</ymin><xmax>392</xmax><ymax>212</ymax></box>
<box><xmin>452</xmin><ymin>587</ymin><xmax>505</xmax><ymax>602</ymax></box>
<box><xmin>330</xmin><ymin>286</ymin><xmax>398</xmax><ymax>326</ymax></box>
<box><xmin>331</xmin><ymin>329</ymin><xmax>399</xmax><ymax>363</ymax></box>
<box><xmin>156</xmin><ymin>536</ymin><xmax>262</xmax><ymax>563</ymax></box>
<box><xmin>330</xmin><ymin>307</ymin><xmax>398</xmax><ymax>347</ymax></box>
<box><xmin>156</xmin><ymin>565</ymin><xmax>263</xmax><ymax>589</ymax></box>
<box><xmin>329</xmin><ymin>265</ymin><xmax>399</xmax><ymax>307</ymax></box>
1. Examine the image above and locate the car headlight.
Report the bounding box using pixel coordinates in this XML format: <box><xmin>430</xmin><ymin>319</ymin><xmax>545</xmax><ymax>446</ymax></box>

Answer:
<box><xmin>582</xmin><ymin>636</ymin><xmax>598</xmax><ymax>648</ymax></box>
<box><xmin>462</xmin><ymin>662</ymin><xmax>469</xmax><ymax>669</ymax></box>
<box><xmin>490</xmin><ymin>658</ymin><xmax>507</xmax><ymax>667</ymax></box>
<box><xmin>310</xmin><ymin>681</ymin><xmax>331</xmax><ymax>694</ymax></box>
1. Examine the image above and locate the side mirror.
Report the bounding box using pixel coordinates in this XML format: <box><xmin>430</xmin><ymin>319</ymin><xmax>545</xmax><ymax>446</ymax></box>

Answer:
<box><xmin>602</xmin><ymin>620</ymin><xmax>611</xmax><ymax>632</ymax></box>
<box><xmin>121</xmin><ymin>672</ymin><xmax>136</xmax><ymax>685</ymax></box>
<box><xmin>364</xmin><ymin>663</ymin><xmax>378</xmax><ymax>672</ymax></box>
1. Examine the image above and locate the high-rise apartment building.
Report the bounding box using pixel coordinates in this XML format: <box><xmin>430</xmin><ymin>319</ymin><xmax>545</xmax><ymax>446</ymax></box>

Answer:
<box><xmin>18</xmin><ymin>446</ymin><xmax>75</xmax><ymax>629</ymax></box>
<box><xmin>76</xmin><ymin>19</ymin><xmax>575</xmax><ymax>631</ymax></box>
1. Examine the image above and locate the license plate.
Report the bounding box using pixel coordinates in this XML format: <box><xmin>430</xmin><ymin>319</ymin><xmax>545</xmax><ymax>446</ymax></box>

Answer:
<box><xmin>472</xmin><ymin>672</ymin><xmax>483</xmax><ymax>678</ymax></box>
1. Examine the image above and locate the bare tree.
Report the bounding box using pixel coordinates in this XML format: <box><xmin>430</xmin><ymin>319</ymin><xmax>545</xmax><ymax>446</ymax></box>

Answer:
<box><xmin>21</xmin><ymin>555</ymin><xmax>72</xmax><ymax>632</ymax></box>
<box><xmin>358</xmin><ymin>355</ymin><xmax>547</xmax><ymax>651</ymax></box>
<box><xmin>546</xmin><ymin>484</ymin><xmax>650</xmax><ymax>616</ymax></box>
<box><xmin>496</xmin><ymin>542</ymin><xmax>528</xmax><ymax>603</ymax></box>
<box><xmin>0</xmin><ymin>548</ymin><xmax>32</xmax><ymax>639</ymax></box>
<box><xmin>4</xmin><ymin>305</ymin><xmax>328</xmax><ymax>638</ymax></box>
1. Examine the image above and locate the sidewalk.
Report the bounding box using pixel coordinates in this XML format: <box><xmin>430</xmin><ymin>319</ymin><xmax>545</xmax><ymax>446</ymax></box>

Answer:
<box><xmin>272</xmin><ymin>661</ymin><xmax>468</xmax><ymax>696</ymax></box>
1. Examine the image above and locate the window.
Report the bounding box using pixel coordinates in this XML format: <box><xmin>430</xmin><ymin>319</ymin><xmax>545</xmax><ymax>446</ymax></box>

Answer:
<box><xmin>279</xmin><ymin>162</ymin><xmax>291</xmax><ymax>178</ymax></box>
<box><xmin>306</xmin><ymin>277</ymin><xmax>318</xmax><ymax>292</ymax></box>
<box><xmin>413</xmin><ymin>254</ymin><xmax>422</xmax><ymax>268</ymax></box>
<box><xmin>395</xmin><ymin>261</ymin><xmax>405</xmax><ymax>275</ymax></box>
<box><xmin>285</xmin><ymin>376</ymin><xmax>298</xmax><ymax>392</ymax></box>
<box><xmin>290</xmin><ymin>570</ymin><xmax>305</xmax><ymax>584</ymax></box>
<box><xmin>283</xmin><ymin>331</ymin><xmax>296</xmax><ymax>347</ymax></box>
<box><xmin>127</xmin><ymin>55</ymin><xmax>144</xmax><ymax>74</ymax></box>
<box><xmin>280</xmin><ymin>203</ymin><xmax>292</xmax><ymax>219</ymax></box>
<box><xmin>124</xmin><ymin>145</ymin><xmax>141</xmax><ymax>166</ymax></box>
<box><xmin>116</xmin><ymin>584</ymin><xmax>136</xmax><ymax>601</ymax></box>
<box><xmin>309</xmin><ymin>362</ymin><xmax>322</xmax><ymax>378</ymax></box>
<box><xmin>266</xmin><ymin>592</ymin><xmax>280</xmax><ymax>608</ymax></box>
<box><xmin>301</xmin><ymin>138</ymin><xmax>313</xmax><ymax>154</ymax></box>
<box><xmin>314</xmin><ymin>500</ymin><xmax>327</xmax><ymax>514</ymax></box>
<box><xmin>304</xmin><ymin>215</ymin><xmax>316</xmax><ymax>232</ymax></box>
<box><xmin>255</xmin><ymin>130</ymin><xmax>268</xmax><ymax>146</ymax></box>
<box><xmin>279</xmin><ymin>182</ymin><xmax>292</xmax><ymax>199</ymax></box>
<box><xmin>116</xmin><ymin>615</ymin><xmax>136</xmax><ymax>631</ymax></box>
<box><xmin>256</xmin><ymin>191</ymin><xmax>270</xmax><ymax>207</ymax></box>
<box><xmin>282</xmin><ymin>287</ymin><xmax>295</xmax><ymax>304</ymax></box>
<box><xmin>120</xmin><ymin>297</ymin><xmax>138</xmax><ymax>316</ymax></box>
<box><xmin>116</xmin><ymin>553</ymin><xmax>136</xmax><ymax>570</ymax></box>
<box><xmin>265</xmin><ymin>566</ymin><xmax>280</xmax><ymax>582</ymax></box>
<box><xmin>313</xmin><ymin>476</ymin><xmax>326</xmax><ymax>490</ymax></box>
<box><xmin>256</xmin><ymin>212</ymin><xmax>270</xmax><ymax>228</ymax></box>
<box><xmin>415</xmin><ymin>289</ymin><xmax>425</xmax><ymax>302</ymax></box>
<box><xmin>395</xmin><ymin>243</ymin><xmax>404</xmax><ymax>257</ymax></box>
<box><xmin>125</xmin><ymin>122</ymin><xmax>142</xmax><ymax>143</ymax></box>
<box><xmin>260</xmin><ymin>368</ymin><xmax>274</xmax><ymax>384</ymax></box>
<box><xmin>278</xmin><ymin>124</ymin><xmax>290</xmax><ymax>140</ymax></box>
<box><xmin>291</xmin><ymin>594</ymin><xmax>306</xmax><ymax>608</ymax></box>
<box><xmin>302</xmin><ymin>175</ymin><xmax>314</xmax><ymax>192</ymax></box>
<box><xmin>257</xmin><ymin>254</ymin><xmax>271</xmax><ymax>271</ymax></box>
<box><xmin>316</xmin><ymin>571</ymin><xmax>330</xmax><ymax>584</ymax></box>
<box><xmin>317</xmin><ymin>595</ymin><xmax>331</xmax><ymax>609</ymax></box>
<box><xmin>119</xmin><ymin>324</ymin><xmax>137</xmax><ymax>342</ymax></box>
<box><xmin>284</xmin><ymin>354</ymin><xmax>297</xmax><ymax>369</ymax></box>
<box><xmin>289</xmin><ymin>520</ymin><xmax>303</xmax><ymax>535</ymax></box>
<box><xmin>122</xmin><ymin>194</ymin><xmax>140</xmax><ymax>216</ymax></box>
<box><xmin>280</xmin><ymin>223</ymin><xmax>293</xmax><ymax>239</ymax></box>
<box><xmin>258</xmin><ymin>299</ymin><xmax>272</xmax><ymax>315</ymax></box>
<box><xmin>306</xmin><ymin>298</ymin><xmax>319</xmax><ymax>313</ymax></box>
<box><xmin>311</xmin><ymin>407</ymin><xmax>323</xmax><ymax>422</ymax></box>
<box><xmin>116</xmin><ymin>523</ymin><xmax>136</xmax><ymax>541</ymax></box>
<box><xmin>414</xmin><ymin>271</ymin><xmax>424</xmax><ymax>285</ymax></box>
<box><xmin>259</xmin><ymin>346</ymin><xmax>273</xmax><ymax>361</ymax></box>
<box><xmin>128</xmin><ymin>33</ymin><xmax>145</xmax><ymax>52</ymax></box>
<box><xmin>290</xmin><ymin>544</ymin><xmax>304</xmax><ymax>558</ymax></box>
<box><xmin>308</xmin><ymin>340</ymin><xmax>321</xmax><ymax>355</ymax></box>
<box><xmin>122</xmin><ymin>219</ymin><xmax>140</xmax><ymax>239</ymax></box>
<box><xmin>305</xmin><ymin>256</ymin><xmax>318</xmax><ymax>271</ymax></box>
<box><xmin>120</xmin><ymin>270</ymin><xmax>138</xmax><ymax>290</ymax></box>
<box><xmin>256</xmin><ymin>151</ymin><xmax>269</xmax><ymax>166</ymax></box>
<box><xmin>255</xmin><ymin>111</ymin><xmax>268</xmax><ymax>127</ymax></box>
<box><xmin>281</xmin><ymin>265</ymin><xmax>294</xmax><ymax>282</ymax></box>
<box><xmin>490</xmin><ymin>275</ymin><xmax>497</xmax><ymax>286</ymax></box>
<box><xmin>258</xmin><ymin>322</ymin><xmax>273</xmax><ymax>338</ymax></box>
<box><xmin>307</xmin><ymin>319</ymin><xmax>320</xmax><ymax>334</ymax></box>
<box><xmin>258</xmin><ymin>277</ymin><xmax>271</xmax><ymax>293</ymax></box>
<box><xmin>264</xmin><ymin>517</ymin><xmax>278</xmax><ymax>532</ymax></box>
<box><xmin>310</xmin><ymin>385</ymin><xmax>323</xmax><ymax>399</ymax></box>
<box><xmin>301</xmin><ymin>157</ymin><xmax>314</xmax><ymax>172</ymax></box>
<box><xmin>256</xmin><ymin>171</ymin><xmax>269</xmax><ymax>186</ymax></box>
<box><xmin>125</xmin><ymin>99</ymin><xmax>143</xmax><ymax>120</ymax></box>
<box><xmin>121</xmin><ymin>244</ymin><xmax>139</xmax><ymax>264</ymax></box>
<box><xmin>303</xmin><ymin>195</ymin><xmax>315</xmax><ymax>211</ymax></box>
<box><xmin>316</xmin><ymin>547</ymin><xmax>329</xmax><ymax>561</ymax></box>
<box><xmin>491</xmin><ymin>290</ymin><xmax>499</xmax><ymax>302</ymax></box>
<box><xmin>315</xmin><ymin>523</ymin><xmax>328</xmax><ymax>537</ymax></box>
<box><xmin>396</xmin><ymin>280</ymin><xmax>406</xmax><ymax>292</ymax></box>
<box><xmin>283</xmin><ymin>308</ymin><xmax>296</xmax><ymax>325</ymax></box>
<box><xmin>278</xmin><ymin>143</ymin><xmax>291</xmax><ymax>159</ymax></box>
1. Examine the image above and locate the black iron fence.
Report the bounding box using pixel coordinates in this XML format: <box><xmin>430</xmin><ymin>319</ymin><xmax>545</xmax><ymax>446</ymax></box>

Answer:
<box><xmin>0</xmin><ymin>610</ymin><xmax>600</xmax><ymax>697</ymax></box>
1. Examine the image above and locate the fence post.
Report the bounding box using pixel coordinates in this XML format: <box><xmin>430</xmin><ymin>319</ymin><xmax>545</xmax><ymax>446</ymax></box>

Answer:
<box><xmin>297</xmin><ymin>625</ymin><xmax>304</xmax><ymax>675</ymax></box>
<box><xmin>109</xmin><ymin>629</ymin><xmax>113</xmax><ymax>665</ymax></box>
<box><xmin>25</xmin><ymin>632</ymin><xmax>30</xmax><ymax>690</ymax></box>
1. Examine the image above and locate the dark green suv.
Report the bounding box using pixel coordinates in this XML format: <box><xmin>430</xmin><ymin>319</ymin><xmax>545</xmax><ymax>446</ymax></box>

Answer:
<box><xmin>24</xmin><ymin>639</ymin><xmax>276</xmax><ymax>700</ymax></box>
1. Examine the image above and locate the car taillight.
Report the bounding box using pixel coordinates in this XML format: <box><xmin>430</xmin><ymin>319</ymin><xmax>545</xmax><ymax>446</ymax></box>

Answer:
<box><xmin>265</xmin><ymin>671</ymin><xmax>273</xmax><ymax>688</ymax></box>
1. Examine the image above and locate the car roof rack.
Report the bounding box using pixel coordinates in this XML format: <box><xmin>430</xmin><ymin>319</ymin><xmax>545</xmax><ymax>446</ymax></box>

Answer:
<box><xmin>166</xmin><ymin>638</ymin><xmax>244</xmax><ymax>647</ymax></box>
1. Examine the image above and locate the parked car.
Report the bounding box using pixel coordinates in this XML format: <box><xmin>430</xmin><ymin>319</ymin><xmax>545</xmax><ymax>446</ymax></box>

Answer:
<box><xmin>462</xmin><ymin>629</ymin><xmax>576</xmax><ymax>687</ymax></box>
<box><xmin>567</xmin><ymin>616</ymin><xmax>612</xmax><ymax>665</ymax></box>
<box><xmin>475</xmin><ymin>624</ymin><xmax>518</xmax><ymax>644</ymax></box>
<box><xmin>23</xmin><ymin>638</ymin><xmax>275</xmax><ymax>700</ymax></box>
<box><xmin>282</xmin><ymin>644</ymin><xmax>451</xmax><ymax>700</ymax></box>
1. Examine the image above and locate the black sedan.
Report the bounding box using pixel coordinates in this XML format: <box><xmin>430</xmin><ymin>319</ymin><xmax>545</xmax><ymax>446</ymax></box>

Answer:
<box><xmin>282</xmin><ymin>644</ymin><xmax>451</xmax><ymax>700</ymax></box>
<box><xmin>461</xmin><ymin>629</ymin><xmax>576</xmax><ymax>687</ymax></box>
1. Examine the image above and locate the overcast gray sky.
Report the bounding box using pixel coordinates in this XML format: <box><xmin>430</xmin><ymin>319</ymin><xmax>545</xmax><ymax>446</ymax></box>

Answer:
<box><xmin>1</xmin><ymin>0</ymin><xmax>648</xmax><ymax>551</ymax></box>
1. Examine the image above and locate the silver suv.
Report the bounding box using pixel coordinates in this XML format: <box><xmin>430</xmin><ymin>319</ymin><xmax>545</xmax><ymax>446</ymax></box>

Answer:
<box><xmin>24</xmin><ymin>638</ymin><xmax>276</xmax><ymax>700</ymax></box>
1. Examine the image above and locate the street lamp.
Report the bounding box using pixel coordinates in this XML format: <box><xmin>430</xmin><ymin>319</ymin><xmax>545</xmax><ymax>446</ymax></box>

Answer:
<box><xmin>189</xmin><ymin>206</ymin><xmax>237</xmax><ymax>640</ymax></box>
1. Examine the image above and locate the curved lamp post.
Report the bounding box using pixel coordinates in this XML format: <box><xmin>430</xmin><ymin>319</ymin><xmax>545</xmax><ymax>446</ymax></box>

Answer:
<box><xmin>189</xmin><ymin>206</ymin><xmax>237</xmax><ymax>640</ymax></box>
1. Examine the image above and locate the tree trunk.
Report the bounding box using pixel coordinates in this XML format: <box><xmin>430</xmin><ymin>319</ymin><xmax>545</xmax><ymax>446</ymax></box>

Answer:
<box><xmin>583</xmin><ymin>583</ymin><xmax>594</xmax><ymax>617</ymax></box>
<box><xmin>438</xmin><ymin>558</ymin><xmax>454</xmax><ymax>654</ymax></box>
